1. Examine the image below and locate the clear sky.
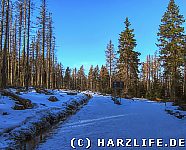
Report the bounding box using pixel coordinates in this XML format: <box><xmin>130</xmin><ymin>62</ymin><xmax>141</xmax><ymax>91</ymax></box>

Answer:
<box><xmin>47</xmin><ymin>0</ymin><xmax>186</xmax><ymax>72</ymax></box>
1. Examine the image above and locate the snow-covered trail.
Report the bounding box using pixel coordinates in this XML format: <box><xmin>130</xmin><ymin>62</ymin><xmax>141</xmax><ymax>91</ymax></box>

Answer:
<box><xmin>36</xmin><ymin>96</ymin><xmax>186</xmax><ymax>150</ymax></box>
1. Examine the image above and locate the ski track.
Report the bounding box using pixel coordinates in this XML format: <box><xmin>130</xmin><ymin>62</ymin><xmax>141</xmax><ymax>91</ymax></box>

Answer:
<box><xmin>36</xmin><ymin>96</ymin><xmax>186</xmax><ymax>150</ymax></box>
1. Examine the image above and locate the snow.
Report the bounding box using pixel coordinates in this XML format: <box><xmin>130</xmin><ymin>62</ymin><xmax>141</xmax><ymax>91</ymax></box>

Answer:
<box><xmin>0</xmin><ymin>91</ymin><xmax>185</xmax><ymax>149</ymax></box>
<box><xmin>0</xmin><ymin>89</ymin><xmax>89</xmax><ymax>149</ymax></box>
<box><xmin>36</xmin><ymin>95</ymin><xmax>186</xmax><ymax>150</ymax></box>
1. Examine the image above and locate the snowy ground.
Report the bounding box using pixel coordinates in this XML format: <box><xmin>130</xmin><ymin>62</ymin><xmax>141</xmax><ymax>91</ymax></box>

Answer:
<box><xmin>0</xmin><ymin>89</ymin><xmax>89</xmax><ymax>149</ymax></box>
<box><xmin>36</xmin><ymin>95</ymin><xmax>186</xmax><ymax>150</ymax></box>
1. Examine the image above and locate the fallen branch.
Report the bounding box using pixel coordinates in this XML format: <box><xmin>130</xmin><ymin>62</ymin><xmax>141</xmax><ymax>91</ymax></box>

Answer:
<box><xmin>0</xmin><ymin>90</ymin><xmax>33</xmax><ymax>109</ymax></box>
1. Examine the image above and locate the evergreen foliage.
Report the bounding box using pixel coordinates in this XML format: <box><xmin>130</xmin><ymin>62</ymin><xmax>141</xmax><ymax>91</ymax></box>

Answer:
<box><xmin>0</xmin><ymin>0</ymin><xmax>186</xmax><ymax>105</ymax></box>
<box><xmin>117</xmin><ymin>17</ymin><xmax>140</xmax><ymax>97</ymax></box>
<box><xmin>157</xmin><ymin>0</ymin><xmax>185</xmax><ymax>101</ymax></box>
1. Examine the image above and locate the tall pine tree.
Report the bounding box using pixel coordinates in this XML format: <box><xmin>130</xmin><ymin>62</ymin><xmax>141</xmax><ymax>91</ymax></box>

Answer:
<box><xmin>77</xmin><ymin>65</ymin><xmax>87</xmax><ymax>91</ymax></box>
<box><xmin>117</xmin><ymin>17</ymin><xmax>140</xmax><ymax>97</ymax></box>
<box><xmin>157</xmin><ymin>0</ymin><xmax>185</xmax><ymax>101</ymax></box>
<box><xmin>100</xmin><ymin>65</ymin><xmax>109</xmax><ymax>94</ymax></box>
<box><xmin>64</xmin><ymin>67</ymin><xmax>71</xmax><ymax>89</ymax></box>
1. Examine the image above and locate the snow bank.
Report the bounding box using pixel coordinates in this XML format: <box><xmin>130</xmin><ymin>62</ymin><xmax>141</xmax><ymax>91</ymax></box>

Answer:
<box><xmin>164</xmin><ymin>102</ymin><xmax>186</xmax><ymax>119</ymax></box>
<box><xmin>0</xmin><ymin>89</ymin><xmax>92</xmax><ymax>149</ymax></box>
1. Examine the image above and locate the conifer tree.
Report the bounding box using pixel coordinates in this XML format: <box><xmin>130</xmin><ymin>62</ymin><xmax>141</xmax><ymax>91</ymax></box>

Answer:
<box><xmin>157</xmin><ymin>0</ymin><xmax>185</xmax><ymax>101</ymax></box>
<box><xmin>117</xmin><ymin>17</ymin><xmax>140</xmax><ymax>97</ymax></box>
<box><xmin>88</xmin><ymin>65</ymin><xmax>94</xmax><ymax>91</ymax></box>
<box><xmin>71</xmin><ymin>68</ymin><xmax>77</xmax><ymax>90</ymax></box>
<box><xmin>77</xmin><ymin>65</ymin><xmax>87</xmax><ymax>91</ymax></box>
<box><xmin>100</xmin><ymin>65</ymin><xmax>109</xmax><ymax>93</ymax></box>
<box><xmin>64</xmin><ymin>67</ymin><xmax>71</xmax><ymax>89</ymax></box>
<box><xmin>93</xmin><ymin>65</ymin><xmax>100</xmax><ymax>92</ymax></box>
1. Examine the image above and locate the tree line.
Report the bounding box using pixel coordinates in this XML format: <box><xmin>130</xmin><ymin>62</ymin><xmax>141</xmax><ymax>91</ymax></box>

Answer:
<box><xmin>140</xmin><ymin>0</ymin><xmax>186</xmax><ymax>102</ymax></box>
<box><xmin>0</xmin><ymin>0</ymin><xmax>63</xmax><ymax>90</ymax></box>
<box><xmin>62</xmin><ymin>0</ymin><xmax>186</xmax><ymax>103</ymax></box>
<box><xmin>1</xmin><ymin>0</ymin><xmax>186</xmax><ymax>103</ymax></box>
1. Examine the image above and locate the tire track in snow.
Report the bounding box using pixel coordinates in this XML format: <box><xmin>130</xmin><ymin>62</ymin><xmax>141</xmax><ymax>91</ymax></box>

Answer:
<box><xmin>62</xmin><ymin>114</ymin><xmax>136</xmax><ymax>129</ymax></box>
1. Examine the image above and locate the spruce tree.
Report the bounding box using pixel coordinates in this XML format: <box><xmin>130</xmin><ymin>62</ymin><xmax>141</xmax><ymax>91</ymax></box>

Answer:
<box><xmin>100</xmin><ymin>65</ymin><xmax>110</xmax><ymax>93</ymax></box>
<box><xmin>117</xmin><ymin>17</ymin><xmax>140</xmax><ymax>97</ymax></box>
<box><xmin>64</xmin><ymin>67</ymin><xmax>71</xmax><ymax>89</ymax></box>
<box><xmin>157</xmin><ymin>0</ymin><xmax>185</xmax><ymax>101</ymax></box>
<box><xmin>88</xmin><ymin>65</ymin><xmax>94</xmax><ymax>91</ymax></box>
<box><xmin>77</xmin><ymin>65</ymin><xmax>87</xmax><ymax>91</ymax></box>
<box><xmin>93</xmin><ymin>65</ymin><xmax>100</xmax><ymax>92</ymax></box>
<box><xmin>71</xmin><ymin>68</ymin><xmax>77</xmax><ymax>90</ymax></box>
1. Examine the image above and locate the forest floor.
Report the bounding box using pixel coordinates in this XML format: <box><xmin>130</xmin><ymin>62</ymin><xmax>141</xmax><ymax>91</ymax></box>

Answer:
<box><xmin>0</xmin><ymin>88</ymin><xmax>91</xmax><ymax>149</ymax></box>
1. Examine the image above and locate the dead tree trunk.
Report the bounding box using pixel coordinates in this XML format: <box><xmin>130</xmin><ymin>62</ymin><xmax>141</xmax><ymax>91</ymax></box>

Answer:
<box><xmin>25</xmin><ymin>0</ymin><xmax>31</xmax><ymax>90</ymax></box>
<box><xmin>1</xmin><ymin>0</ymin><xmax>9</xmax><ymax>89</ymax></box>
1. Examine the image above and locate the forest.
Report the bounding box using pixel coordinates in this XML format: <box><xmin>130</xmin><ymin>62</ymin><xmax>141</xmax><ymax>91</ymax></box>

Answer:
<box><xmin>0</xmin><ymin>0</ymin><xmax>186</xmax><ymax>104</ymax></box>
<box><xmin>0</xmin><ymin>0</ymin><xmax>63</xmax><ymax>90</ymax></box>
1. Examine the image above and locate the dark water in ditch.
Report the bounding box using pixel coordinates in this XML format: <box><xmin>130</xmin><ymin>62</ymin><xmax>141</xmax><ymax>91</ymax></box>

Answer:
<box><xmin>23</xmin><ymin>96</ymin><xmax>186</xmax><ymax>150</ymax></box>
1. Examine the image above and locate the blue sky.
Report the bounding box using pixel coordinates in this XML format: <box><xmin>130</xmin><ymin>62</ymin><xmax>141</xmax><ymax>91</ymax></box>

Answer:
<box><xmin>47</xmin><ymin>0</ymin><xmax>186</xmax><ymax>72</ymax></box>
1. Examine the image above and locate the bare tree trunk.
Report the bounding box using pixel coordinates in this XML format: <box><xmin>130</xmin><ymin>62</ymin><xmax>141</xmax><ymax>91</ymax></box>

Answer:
<box><xmin>147</xmin><ymin>55</ymin><xmax>151</xmax><ymax>92</ymax></box>
<box><xmin>8</xmin><ymin>23</ymin><xmax>11</xmax><ymax>86</ymax></box>
<box><xmin>0</xmin><ymin>0</ymin><xmax>5</xmax><ymax>52</ymax></box>
<box><xmin>109</xmin><ymin>54</ymin><xmax>112</xmax><ymax>89</ymax></box>
<box><xmin>1</xmin><ymin>0</ymin><xmax>9</xmax><ymax>89</ymax></box>
<box><xmin>0</xmin><ymin>0</ymin><xmax>5</xmax><ymax>88</ymax></box>
<box><xmin>8</xmin><ymin>6</ymin><xmax>12</xmax><ymax>86</ymax></box>
<box><xmin>184</xmin><ymin>61</ymin><xmax>186</xmax><ymax>100</ymax></box>
<box><xmin>13</xmin><ymin>21</ymin><xmax>17</xmax><ymax>86</ymax></box>
<box><xmin>51</xmin><ymin>38</ymin><xmax>55</xmax><ymax>89</ymax></box>
<box><xmin>18</xmin><ymin>2</ymin><xmax>23</xmax><ymax>86</ymax></box>
<box><xmin>30</xmin><ymin>38</ymin><xmax>35</xmax><ymax>86</ymax></box>
<box><xmin>25</xmin><ymin>0</ymin><xmax>31</xmax><ymax>90</ymax></box>
<box><xmin>41</xmin><ymin>0</ymin><xmax>46</xmax><ymax>88</ymax></box>
<box><xmin>22</xmin><ymin>0</ymin><xmax>27</xmax><ymax>87</ymax></box>
<box><xmin>47</xmin><ymin>13</ymin><xmax>52</xmax><ymax>89</ymax></box>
